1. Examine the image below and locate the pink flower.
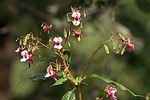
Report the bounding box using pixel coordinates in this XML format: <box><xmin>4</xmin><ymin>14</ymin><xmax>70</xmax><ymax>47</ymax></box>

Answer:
<box><xmin>15</xmin><ymin>47</ymin><xmax>22</xmax><ymax>54</ymax></box>
<box><xmin>72</xmin><ymin>11</ymin><xmax>81</xmax><ymax>18</ymax></box>
<box><xmin>53</xmin><ymin>37</ymin><xmax>63</xmax><ymax>49</ymax></box>
<box><xmin>72</xmin><ymin>10</ymin><xmax>81</xmax><ymax>26</ymax></box>
<box><xmin>20</xmin><ymin>50</ymin><xmax>33</xmax><ymax>63</ymax></box>
<box><xmin>75</xmin><ymin>30</ymin><xmax>81</xmax><ymax>38</ymax></box>
<box><xmin>45</xmin><ymin>67</ymin><xmax>56</xmax><ymax>78</ymax></box>
<box><xmin>128</xmin><ymin>43</ymin><xmax>134</xmax><ymax>51</ymax></box>
<box><xmin>105</xmin><ymin>85</ymin><xmax>117</xmax><ymax>100</ymax></box>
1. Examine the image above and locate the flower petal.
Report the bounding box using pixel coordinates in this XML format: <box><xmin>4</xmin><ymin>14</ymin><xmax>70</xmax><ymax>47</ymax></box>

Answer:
<box><xmin>20</xmin><ymin>58</ymin><xmax>28</xmax><ymax>62</ymax></box>
<box><xmin>45</xmin><ymin>73</ymin><xmax>51</xmax><ymax>78</ymax></box>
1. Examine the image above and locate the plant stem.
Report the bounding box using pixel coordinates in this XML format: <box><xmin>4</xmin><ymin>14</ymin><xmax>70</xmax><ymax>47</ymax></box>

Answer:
<box><xmin>80</xmin><ymin>40</ymin><xmax>111</xmax><ymax>77</ymax></box>
<box><xmin>78</xmin><ymin>88</ymin><xmax>82</xmax><ymax>100</ymax></box>
<box><xmin>62</xmin><ymin>59</ymin><xmax>73</xmax><ymax>78</ymax></box>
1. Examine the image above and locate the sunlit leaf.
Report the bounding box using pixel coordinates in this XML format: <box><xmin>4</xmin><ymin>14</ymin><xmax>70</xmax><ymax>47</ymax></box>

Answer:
<box><xmin>52</xmin><ymin>78</ymin><xmax>68</xmax><ymax>87</ymax></box>
<box><xmin>62</xmin><ymin>91</ymin><xmax>76</xmax><ymax>100</ymax></box>
<box><xmin>88</xmin><ymin>74</ymin><xmax>144</xmax><ymax>98</ymax></box>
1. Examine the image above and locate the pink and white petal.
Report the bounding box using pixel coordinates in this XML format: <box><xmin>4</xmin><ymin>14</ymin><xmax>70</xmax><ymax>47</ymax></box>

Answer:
<box><xmin>54</xmin><ymin>45</ymin><xmax>62</xmax><ymax>49</ymax></box>
<box><xmin>73</xmin><ymin>20</ymin><xmax>80</xmax><ymax>26</ymax></box>
<box><xmin>20</xmin><ymin>58</ymin><xmax>28</xmax><ymax>62</ymax></box>
<box><xmin>53</xmin><ymin>37</ymin><xmax>58</xmax><ymax>42</ymax></box>
<box><xmin>45</xmin><ymin>73</ymin><xmax>51</xmax><ymax>78</ymax></box>
<box><xmin>15</xmin><ymin>47</ymin><xmax>21</xmax><ymax>53</ymax></box>
<box><xmin>21</xmin><ymin>50</ymin><xmax>28</xmax><ymax>57</ymax></box>
<box><xmin>58</xmin><ymin>37</ymin><xmax>63</xmax><ymax>42</ymax></box>
<box><xmin>72</xmin><ymin>11</ymin><xmax>81</xmax><ymax>18</ymax></box>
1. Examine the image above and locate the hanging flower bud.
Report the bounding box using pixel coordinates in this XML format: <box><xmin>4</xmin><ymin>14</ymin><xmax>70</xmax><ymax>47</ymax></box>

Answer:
<box><xmin>105</xmin><ymin>85</ymin><xmax>117</xmax><ymax>100</ymax></box>
<box><xmin>74</xmin><ymin>30</ymin><xmax>81</xmax><ymax>38</ymax></box>
<box><xmin>53</xmin><ymin>37</ymin><xmax>63</xmax><ymax>49</ymax></box>
<box><xmin>45</xmin><ymin>66</ymin><xmax>56</xmax><ymax>78</ymax></box>
<box><xmin>42</xmin><ymin>25</ymin><xmax>49</xmax><ymax>31</ymax></box>
<box><xmin>15</xmin><ymin>47</ymin><xmax>22</xmax><ymax>54</ymax></box>
<box><xmin>128</xmin><ymin>42</ymin><xmax>134</xmax><ymax>51</ymax></box>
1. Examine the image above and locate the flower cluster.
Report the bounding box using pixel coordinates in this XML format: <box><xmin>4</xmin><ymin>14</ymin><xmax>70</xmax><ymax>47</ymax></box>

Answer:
<box><xmin>15</xmin><ymin>7</ymin><xmax>138</xmax><ymax>100</ymax></box>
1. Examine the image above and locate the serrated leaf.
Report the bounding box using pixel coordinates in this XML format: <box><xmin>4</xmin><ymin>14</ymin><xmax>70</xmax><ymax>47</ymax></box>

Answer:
<box><xmin>104</xmin><ymin>44</ymin><xmax>109</xmax><ymax>54</ymax></box>
<box><xmin>88</xmin><ymin>74</ymin><xmax>144</xmax><ymax>97</ymax></box>
<box><xmin>29</xmin><ymin>73</ymin><xmax>46</xmax><ymax>82</ymax></box>
<box><xmin>62</xmin><ymin>91</ymin><xmax>76</xmax><ymax>100</ymax></box>
<box><xmin>52</xmin><ymin>78</ymin><xmax>68</xmax><ymax>87</ymax></box>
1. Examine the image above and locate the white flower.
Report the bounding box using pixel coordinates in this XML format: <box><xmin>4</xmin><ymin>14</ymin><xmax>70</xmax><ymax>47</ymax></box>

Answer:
<box><xmin>20</xmin><ymin>50</ymin><xmax>29</xmax><ymax>62</ymax></box>
<box><xmin>45</xmin><ymin>66</ymin><xmax>56</xmax><ymax>78</ymax></box>
<box><xmin>72</xmin><ymin>11</ymin><xmax>81</xmax><ymax>18</ymax></box>
<box><xmin>72</xmin><ymin>20</ymin><xmax>80</xmax><ymax>26</ymax></box>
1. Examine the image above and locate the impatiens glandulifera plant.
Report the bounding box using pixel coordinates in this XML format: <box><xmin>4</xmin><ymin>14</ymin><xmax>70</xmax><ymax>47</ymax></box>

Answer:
<box><xmin>15</xmin><ymin>7</ymin><xmax>144</xmax><ymax>100</ymax></box>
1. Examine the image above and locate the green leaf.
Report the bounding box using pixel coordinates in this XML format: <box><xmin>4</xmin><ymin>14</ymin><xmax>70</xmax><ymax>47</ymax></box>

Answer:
<box><xmin>88</xmin><ymin>74</ymin><xmax>144</xmax><ymax>98</ymax></box>
<box><xmin>29</xmin><ymin>73</ymin><xmax>46</xmax><ymax>82</ymax></box>
<box><xmin>52</xmin><ymin>78</ymin><xmax>68</xmax><ymax>87</ymax></box>
<box><xmin>34</xmin><ymin>56</ymin><xmax>56</xmax><ymax>66</ymax></box>
<box><xmin>62</xmin><ymin>91</ymin><xmax>76</xmax><ymax>100</ymax></box>
<box><xmin>57</xmin><ymin>71</ymin><xmax>63</xmax><ymax>77</ymax></box>
<box><xmin>104</xmin><ymin>44</ymin><xmax>109</xmax><ymax>54</ymax></box>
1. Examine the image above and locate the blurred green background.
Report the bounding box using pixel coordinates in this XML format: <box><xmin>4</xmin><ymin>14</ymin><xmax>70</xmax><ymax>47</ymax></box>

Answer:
<box><xmin>0</xmin><ymin>0</ymin><xmax>150</xmax><ymax>100</ymax></box>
